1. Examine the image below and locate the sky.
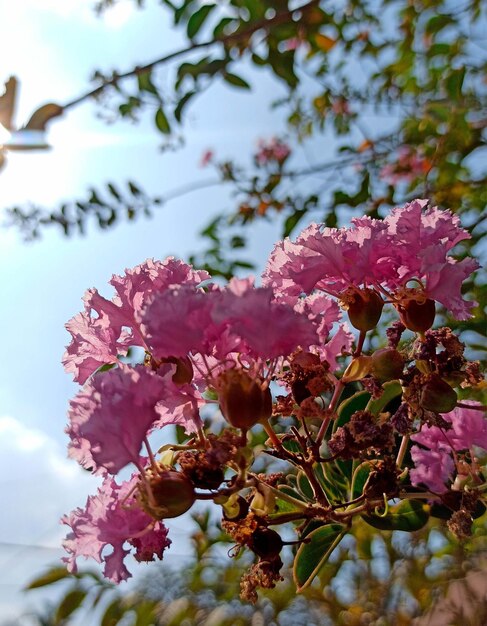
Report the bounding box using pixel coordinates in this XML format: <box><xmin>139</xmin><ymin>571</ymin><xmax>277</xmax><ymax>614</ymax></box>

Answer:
<box><xmin>0</xmin><ymin>1</ymin><xmax>303</xmax><ymax>621</ymax></box>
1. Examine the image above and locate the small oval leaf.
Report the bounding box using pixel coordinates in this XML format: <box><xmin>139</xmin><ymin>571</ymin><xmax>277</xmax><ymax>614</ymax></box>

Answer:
<box><xmin>25</xmin><ymin>566</ymin><xmax>71</xmax><ymax>590</ymax></box>
<box><xmin>293</xmin><ymin>524</ymin><xmax>346</xmax><ymax>591</ymax></box>
<box><xmin>362</xmin><ymin>499</ymin><xmax>429</xmax><ymax>532</ymax></box>
<box><xmin>55</xmin><ymin>589</ymin><xmax>87</xmax><ymax>623</ymax></box>
<box><xmin>223</xmin><ymin>72</ymin><xmax>251</xmax><ymax>89</ymax></box>
<box><xmin>187</xmin><ymin>4</ymin><xmax>215</xmax><ymax>39</ymax></box>
<box><xmin>155</xmin><ymin>107</ymin><xmax>171</xmax><ymax>134</ymax></box>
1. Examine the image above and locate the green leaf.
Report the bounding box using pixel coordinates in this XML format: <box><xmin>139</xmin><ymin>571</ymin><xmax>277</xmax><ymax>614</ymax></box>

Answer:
<box><xmin>25</xmin><ymin>566</ymin><xmax>71</xmax><ymax>590</ymax></box>
<box><xmin>174</xmin><ymin>90</ymin><xmax>196</xmax><ymax>122</ymax></box>
<box><xmin>223</xmin><ymin>72</ymin><xmax>251</xmax><ymax>89</ymax></box>
<box><xmin>350</xmin><ymin>463</ymin><xmax>371</xmax><ymax>500</ymax></box>
<box><xmin>54</xmin><ymin>589</ymin><xmax>87</xmax><ymax>624</ymax></box>
<box><xmin>293</xmin><ymin>524</ymin><xmax>346</xmax><ymax>591</ymax></box>
<box><xmin>155</xmin><ymin>107</ymin><xmax>171</xmax><ymax>134</ymax></box>
<box><xmin>107</xmin><ymin>183</ymin><xmax>121</xmax><ymax>201</ymax></box>
<box><xmin>366</xmin><ymin>381</ymin><xmax>402</xmax><ymax>415</ymax></box>
<box><xmin>362</xmin><ymin>499</ymin><xmax>429</xmax><ymax>532</ymax></box>
<box><xmin>213</xmin><ymin>16</ymin><xmax>235</xmax><ymax>38</ymax></box>
<box><xmin>187</xmin><ymin>4</ymin><xmax>216</xmax><ymax>39</ymax></box>
<box><xmin>101</xmin><ymin>598</ymin><xmax>125</xmax><ymax>626</ymax></box>
<box><xmin>137</xmin><ymin>70</ymin><xmax>158</xmax><ymax>95</ymax></box>
<box><xmin>335</xmin><ymin>390</ymin><xmax>371</xmax><ymax>429</ymax></box>
<box><xmin>283</xmin><ymin>209</ymin><xmax>307</xmax><ymax>237</ymax></box>
<box><xmin>297</xmin><ymin>471</ymin><xmax>314</xmax><ymax>500</ymax></box>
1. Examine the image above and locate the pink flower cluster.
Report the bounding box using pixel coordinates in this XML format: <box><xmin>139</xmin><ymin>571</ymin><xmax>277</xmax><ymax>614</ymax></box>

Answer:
<box><xmin>61</xmin><ymin>200</ymin><xmax>480</xmax><ymax>582</ymax></box>
<box><xmin>62</xmin><ymin>259</ymin><xmax>350</xmax><ymax>580</ymax></box>
<box><xmin>263</xmin><ymin>199</ymin><xmax>478</xmax><ymax>320</ymax></box>
<box><xmin>410</xmin><ymin>402</ymin><xmax>487</xmax><ymax>493</ymax></box>
<box><xmin>255</xmin><ymin>137</ymin><xmax>291</xmax><ymax>166</ymax></box>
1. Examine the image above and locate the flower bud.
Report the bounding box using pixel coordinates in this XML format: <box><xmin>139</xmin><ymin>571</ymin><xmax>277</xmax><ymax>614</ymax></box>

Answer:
<box><xmin>217</xmin><ymin>369</ymin><xmax>272</xmax><ymax>431</ymax></box>
<box><xmin>420</xmin><ymin>374</ymin><xmax>457</xmax><ymax>413</ymax></box>
<box><xmin>347</xmin><ymin>288</ymin><xmax>384</xmax><ymax>332</ymax></box>
<box><xmin>222</xmin><ymin>495</ymin><xmax>250</xmax><ymax>521</ymax></box>
<box><xmin>399</xmin><ymin>298</ymin><xmax>435</xmax><ymax>333</ymax></box>
<box><xmin>250</xmin><ymin>528</ymin><xmax>283</xmax><ymax>560</ymax></box>
<box><xmin>342</xmin><ymin>355</ymin><xmax>372</xmax><ymax>382</ymax></box>
<box><xmin>371</xmin><ymin>348</ymin><xmax>404</xmax><ymax>382</ymax></box>
<box><xmin>139</xmin><ymin>469</ymin><xmax>195</xmax><ymax>519</ymax></box>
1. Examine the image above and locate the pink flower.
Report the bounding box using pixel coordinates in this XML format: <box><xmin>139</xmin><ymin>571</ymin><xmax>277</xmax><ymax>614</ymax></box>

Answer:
<box><xmin>263</xmin><ymin>217</ymin><xmax>392</xmax><ymax>298</ymax></box>
<box><xmin>384</xmin><ymin>200</ymin><xmax>479</xmax><ymax>319</ymax></box>
<box><xmin>410</xmin><ymin>402</ymin><xmax>487</xmax><ymax>493</ymax></box>
<box><xmin>66</xmin><ymin>365</ymin><xmax>170</xmax><ymax>474</ymax></box>
<box><xmin>263</xmin><ymin>200</ymin><xmax>478</xmax><ymax>320</ymax></box>
<box><xmin>63</xmin><ymin>258</ymin><xmax>209</xmax><ymax>384</ymax></box>
<box><xmin>199</xmin><ymin>149</ymin><xmax>214</xmax><ymax>167</ymax></box>
<box><xmin>62</xmin><ymin>475</ymin><xmax>171</xmax><ymax>582</ymax></box>
<box><xmin>409</xmin><ymin>447</ymin><xmax>455</xmax><ymax>494</ymax></box>
<box><xmin>255</xmin><ymin>137</ymin><xmax>291</xmax><ymax>166</ymax></box>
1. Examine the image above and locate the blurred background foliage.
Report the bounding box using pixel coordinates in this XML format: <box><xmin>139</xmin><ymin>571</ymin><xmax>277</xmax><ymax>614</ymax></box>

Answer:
<box><xmin>4</xmin><ymin>0</ymin><xmax>486</xmax><ymax>623</ymax></box>
<box><xmin>23</xmin><ymin>509</ymin><xmax>487</xmax><ymax>625</ymax></box>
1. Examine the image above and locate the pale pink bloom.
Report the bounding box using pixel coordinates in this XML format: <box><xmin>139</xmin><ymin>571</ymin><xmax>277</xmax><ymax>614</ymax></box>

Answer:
<box><xmin>409</xmin><ymin>447</ymin><xmax>455</xmax><ymax>494</ymax></box>
<box><xmin>384</xmin><ymin>200</ymin><xmax>479</xmax><ymax>319</ymax></box>
<box><xmin>63</xmin><ymin>258</ymin><xmax>209</xmax><ymax>383</ymax></box>
<box><xmin>66</xmin><ymin>365</ymin><xmax>170</xmax><ymax>474</ymax></box>
<box><xmin>264</xmin><ymin>200</ymin><xmax>478</xmax><ymax>320</ymax></box>
<box><xmin>62</xmin><ymin>475</ymin><xmax>170</xmax><ymax>582</ymax></box>
<box><xmin>410</xmin><ymin>402</ymin><xmax>487</xmax><ymax>493</ymax></box>
<box><xmin>199</xmin><ymin>149</ymin><xmax>214</xmax><ymax>167</ymax></box>
<box><xmin>62</xmin><ymin>310</ymin><xmax>132</xmax><ymax>385</ymax></box>
<box><xmin>255</xmin><ymin>137</ymin><xmax>291</xmax><ymax>166</ymax></box>
<box><xmin>263</xmin><ymin>217</ymin><xmax>392</xmax><ymax>298</ymax></box>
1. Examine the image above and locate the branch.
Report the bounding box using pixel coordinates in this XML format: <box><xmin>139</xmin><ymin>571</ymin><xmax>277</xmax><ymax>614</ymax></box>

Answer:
<box><xmin>62</xmin><ymin>0</ymin><xmax>320</xmax><ymax>111</ymax></box>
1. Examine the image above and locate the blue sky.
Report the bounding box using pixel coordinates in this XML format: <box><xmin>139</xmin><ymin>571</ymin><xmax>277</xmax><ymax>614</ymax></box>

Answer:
<box><xmin>0</xmin><ymin>1</ymin><xmax>299</xmax><ymax>621</ymax></box>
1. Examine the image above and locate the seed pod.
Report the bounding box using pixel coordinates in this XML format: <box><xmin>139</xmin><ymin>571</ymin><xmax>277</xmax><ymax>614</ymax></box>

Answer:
<box><xmin>420</xmin><ymin>374</ymin><xmax>457</xmax><ymax>413</ymax></box>
<box><xmin>217</xmin><ymin>369</ymin><xmax>272</xmax><ymax>430</ymax></box>
<box><xmin>347</xmin><ymin>288</ymin><xmax>384</xmax><ymax>332</ymax></box>
<box><xmin>399</xmin><ymin>298</ymin><xmax>436</xmax><ymax>333</ymax></box>
<box><xmin>249</xmin><ymin>528</ymin><xmax>283</xmax><ymax>560</ymax></box>
<box><xmin>140</xmin><ymin>469</ymin><xmax>195</xmax><ymax>519</ymax></box>
<box><xmin>371</xmin><ymin>348</ymin><xmax>404</xmax><ymax>382</ymax></box>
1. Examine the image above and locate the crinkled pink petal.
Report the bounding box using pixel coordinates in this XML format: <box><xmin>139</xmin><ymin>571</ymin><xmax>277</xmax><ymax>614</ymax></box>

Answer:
<box><xmin>66</xmin><ymin>365</ymin><xmax>169</xmax><ymax>474</ymax></box>
<box><xmin>211</xmin><ymin>282</ymin><xmax>319</xmax><ymax>359</ymax></box>
<box><xmin>142</xmin><ymin>287</ymin><xmax>214</xmax><ymax>359</ymax></box>
<box><xmin>419</xmin><ymin>247</ymin><xmax>479</xmax><ymax>319</ymax></box>
<box><xmin>409</xmin><ymin>446</ymin><xmax>454</xmax><ymax>494</ymax></box>
<box><xmin>111</xmin><ymin>257</ymin><xmax>209</xmax><ymax>323</ymax></box>
<box><xmin>62</xmin><ymin>311</ymin><xmax>131</xmax><ymax>385</ymax></box>
<box><xmin>154</xmin><ymin>383</ymin><xmax>204</xmax><ymax>434</ymax></box>
<box><xmin>61</xmin><ymin>475</ymin><xmax>171</xmax><ymax>583</ymax></box>
<box><xmin>312</xmin><ymin>323</ymin><xmax>354</xmax><ymax>371</ymax></box>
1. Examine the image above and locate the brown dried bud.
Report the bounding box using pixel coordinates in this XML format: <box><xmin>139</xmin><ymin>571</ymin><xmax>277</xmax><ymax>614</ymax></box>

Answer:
<box><xmin>399</xmin><ymin>298</ymin><xmax>436</xmax><ymax>333</ymax></box>
<box><xmin>371</xmin><ymin>348</ymin><xmax>404</xmax><ymax>382</ymax></box>
<box><xmin>346</xmin><ymin>288</ymin><xmax>384</xmax><ymax>332</ymax></box>
<box><xmin>447</xmin><ymin>509</ymin><xmax>472</xmax><ymax>540</ymax></box>
<box><xmin>217</xmin><ymin>369</ymin><xmax>272</xmax><ymax>430</ymax></box>
<box><xmin>420</xmin><ymin>374</ymin><xmax>458</xmax><ymax>413</ymax></box>
<box><xmin>249</xmin><ymin>528</ymin><xmax>283</xmax><ymax>560</ymax></box>
<box><xmin>139</xmin><ymin>469</ymin><xmax>195</xmax><ymax>519</ymax></box>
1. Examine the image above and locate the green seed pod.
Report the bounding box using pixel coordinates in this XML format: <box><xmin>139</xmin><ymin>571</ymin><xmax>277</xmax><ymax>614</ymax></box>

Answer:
<box><xmin>420</xmin><ymin>374</ymin><xmax>458</xmax><ymax>413</ymax></box>
<box><xmin>371</xmin><ymin>348</ymin><xmax>404</xmax><ymax>382</ymax></box>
